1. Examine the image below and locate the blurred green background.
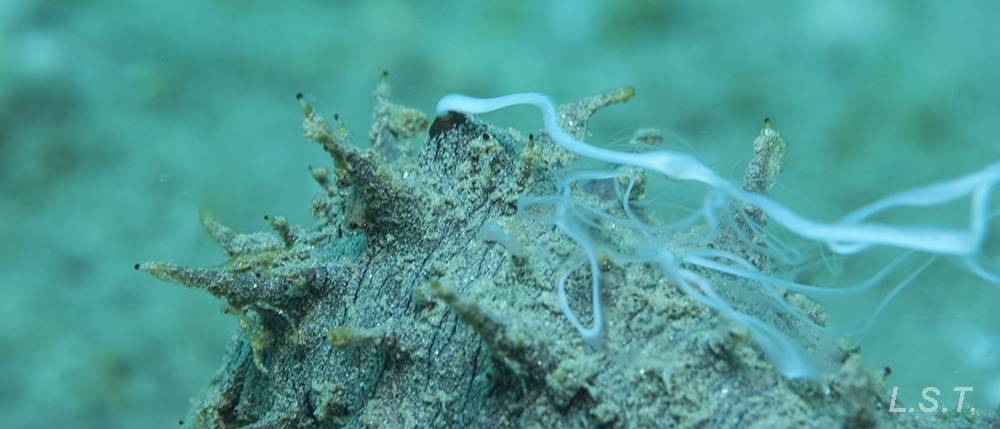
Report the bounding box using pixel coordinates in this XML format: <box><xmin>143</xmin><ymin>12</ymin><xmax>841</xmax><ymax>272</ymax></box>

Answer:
<box><xmin>2</xmin><ymin>1</ymin><xmax>999</xmax><ymax>427</ymax></box>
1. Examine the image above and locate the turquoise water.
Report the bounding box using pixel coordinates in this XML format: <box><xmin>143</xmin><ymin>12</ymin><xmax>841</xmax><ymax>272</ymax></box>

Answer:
<box><xmin>2</xmin><ymin>1</ymin><xmax>999</xmax><ymax>427</ymax></box>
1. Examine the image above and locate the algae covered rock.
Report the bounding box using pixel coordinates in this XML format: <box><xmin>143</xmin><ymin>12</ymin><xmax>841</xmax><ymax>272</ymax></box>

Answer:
<box><xmin>139</xmin><ymin>74</ymin><xmax>987</xmax><ymax>429</ymax></box>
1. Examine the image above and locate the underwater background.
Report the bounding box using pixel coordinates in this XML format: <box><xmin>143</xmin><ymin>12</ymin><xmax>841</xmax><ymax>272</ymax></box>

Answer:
<box><xmin>2</xmin><ymin>1</ymin><xmax>999</xmax><ymax>427</ymax></box>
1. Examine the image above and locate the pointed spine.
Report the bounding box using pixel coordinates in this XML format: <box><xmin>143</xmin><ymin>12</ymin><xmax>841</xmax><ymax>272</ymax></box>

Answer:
<box><xmin>298</xmin><ymin>92</ymin><xmax>419</xmax><ymax>238</ymax></box>
<box><xmin>370</xmin><ymin>70</ymin><xmax>429</xmax><ymax>162</ymax></box>
<box><xmin>200</xmin><ymin>206</ymin><xmax>284</xmax><ymax>257</ymax></box>
<box><xmin>558</xmin><ymin>86</ymin><xmax>636</xmax><ymax>140</ymax></box>
<box><xmin>742</xmin><ymin>118</ymin><xmax>787</xmax><ymax>197</ymax></box>
<box><xmin>264</xmin><ymin>215</ymin><xmax>295</xmax><ymax>248</ymax></box>
<box><xmin>428</xmin><ymin>280</ymin><xmax>554</xmax><ymax>382</ymax></box>
<box><xmin>199</xmin><ymin>205</ymin><xmax>242</xmax><ymax>257</ymax></box>
<box><xmin>136</xmin><ymin>261</ymin><xmax>292</xmax><ymax>307</ymax></box>
<box><xmin>739</xmin><ymin>118</ymin><xmax>787</xmax><ymax>228</ymax></box>
<box><xmin>732</xmin><ymin>119</ymin><xmax>789</xmax><ymax>269</ymax></box>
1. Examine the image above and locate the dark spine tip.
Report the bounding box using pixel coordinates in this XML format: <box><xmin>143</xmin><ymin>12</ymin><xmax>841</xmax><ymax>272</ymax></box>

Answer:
<box><xmin>481</xmin><ymin>132</ymin><xmax>491</xmax><ymax>141</ymax></box>
<box><xmin>133</xmin><ymin>263</ymin><xmax>141</xmax><ymax>270</ymax></box>
<box><xmin>263</xmin><ymin>215</ymin><xmax>270</xmax><ymax>221</ymax></box>
<box><xmin>333</xmin><ymin>113</ymin><xmax>340</xmax><ymax>120</ymax></box>
<box><xmin>296</xmin><ymin>92</ymin><xmax>304</xmax><ymax>100</ymax></box>
<box><xmin>381</xmin><ymin>69</ymin><xmax>389</xmax><ymax>77</ymax></box>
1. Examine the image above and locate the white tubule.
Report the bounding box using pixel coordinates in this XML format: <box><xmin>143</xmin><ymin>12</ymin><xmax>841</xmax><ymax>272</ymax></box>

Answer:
<box><xmin>436</xmin><ymin>90</ymin><xmax>999</xmax><ymax>378</ymax></box>
<box><xmin>436</xmin><ymin>92</ymin><xmax>1000</xmax><ymax>260</ymax></box>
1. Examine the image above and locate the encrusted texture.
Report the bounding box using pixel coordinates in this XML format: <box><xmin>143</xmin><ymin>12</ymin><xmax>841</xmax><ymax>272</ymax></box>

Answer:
<box><xmin>141</xmin><ymin>76</ymin><xmax>988</xmax><ymax>429</ymax></box>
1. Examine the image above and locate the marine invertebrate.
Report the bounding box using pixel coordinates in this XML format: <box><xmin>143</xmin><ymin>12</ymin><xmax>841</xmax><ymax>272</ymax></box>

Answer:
<box><xmin>139</xmin><ymin>74</ymin><xmax>997</xmax><ymax>428</ymax></box>
<box><xmin>438</xmin><ymin>92</ymin><xmax>999</xmax><ymax>255</ymax></box>
<box><xmin>438</xmin><ymin>91</ymin><xmax>1000</xmax><ymax>378</ymax></box>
